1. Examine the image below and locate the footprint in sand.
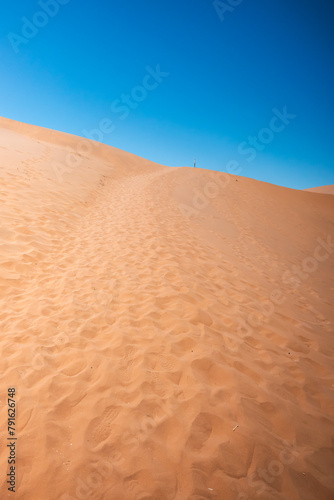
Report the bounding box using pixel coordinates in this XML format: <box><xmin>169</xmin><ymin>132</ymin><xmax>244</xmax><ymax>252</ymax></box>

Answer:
<box><xmin>185</xmin><ymin>412</ymin><xmax>213</xmax><ymax>451</ymax></box>
<box><xmin>85</xmin><ymin>406</ymin><xmax>120</xmax><ymax>448</ymax></box>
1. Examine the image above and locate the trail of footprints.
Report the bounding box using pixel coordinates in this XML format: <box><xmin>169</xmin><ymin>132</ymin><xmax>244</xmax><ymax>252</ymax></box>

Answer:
<box><xmin>2</xmin><ymin>159</ymin><xmax>333</xmax><ymax>499</ymax></box>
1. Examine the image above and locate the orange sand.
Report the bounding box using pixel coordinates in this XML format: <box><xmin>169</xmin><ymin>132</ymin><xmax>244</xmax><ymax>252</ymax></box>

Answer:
<box><xmin>0</xmin><ymin>116</ymin><xmax>333</xmax><ymax>500</ymax></box>
<box><xmin>304</xmin><ymin>185</ymin><xmax>334</xmax><ymax>195</ymax></box>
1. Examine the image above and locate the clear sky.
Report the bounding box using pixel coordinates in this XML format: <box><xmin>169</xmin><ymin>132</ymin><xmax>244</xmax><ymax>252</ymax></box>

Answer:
<box><xmin>1</xmin><ymin>0</ymin><xmax>333</xmax><ymax>189</ymax></box>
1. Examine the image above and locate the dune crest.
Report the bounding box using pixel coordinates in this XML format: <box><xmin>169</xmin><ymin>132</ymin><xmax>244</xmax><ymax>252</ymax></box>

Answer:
<box><xmin>0</xmin><ymin>117</ymin><xmax>333</xmax><ymax>500</ymax></box>
<box><xmin>304</xmin><ymin>185</ymin><xmax>334</xmax><ymax>195</ymax></box>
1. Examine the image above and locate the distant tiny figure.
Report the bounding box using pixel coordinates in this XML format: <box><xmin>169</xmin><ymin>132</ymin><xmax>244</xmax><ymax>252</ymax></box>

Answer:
<box><xmin>194</xmin><ymin>157</ymin><xmax>196</xmax><ymax>168</ymax></box>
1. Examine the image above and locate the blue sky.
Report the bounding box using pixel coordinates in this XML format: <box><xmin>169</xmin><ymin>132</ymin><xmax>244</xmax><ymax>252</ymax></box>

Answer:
<box><xmin>1</xmin><ymin>0</ymin><xmax>333</xmax><ymax>189</ymax></box>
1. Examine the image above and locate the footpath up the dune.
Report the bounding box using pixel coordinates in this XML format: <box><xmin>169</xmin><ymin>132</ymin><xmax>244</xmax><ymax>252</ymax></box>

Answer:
<box><xmin>0</xmin><ymin>117</ymin><xmax>333</xmax><ymax>500</ymax></box>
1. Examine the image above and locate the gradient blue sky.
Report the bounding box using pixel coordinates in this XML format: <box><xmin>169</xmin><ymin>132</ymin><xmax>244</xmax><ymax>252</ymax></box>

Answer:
<box><xmin>1</xmin><ymin>0</ymin><xmax>333</xmax><ymax>189</ymax></box>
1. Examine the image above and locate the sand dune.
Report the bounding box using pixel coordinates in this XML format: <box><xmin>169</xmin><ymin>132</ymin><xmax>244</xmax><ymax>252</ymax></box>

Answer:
<box><xmin>0</xmin><ymin>116</ymin><xmax>333</xmax><ymax>500</ymax></box>
<box><xmin>304</xmin><ymin>185</ymin><xmax>334</xmax><ymax>195</ymax></box>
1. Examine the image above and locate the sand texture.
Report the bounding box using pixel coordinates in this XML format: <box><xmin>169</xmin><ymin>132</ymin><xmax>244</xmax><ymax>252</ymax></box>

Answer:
<box><xmin>0</xmin><ymin>116</ymin><xmax>334</xmax><ymax>500</ymax></box>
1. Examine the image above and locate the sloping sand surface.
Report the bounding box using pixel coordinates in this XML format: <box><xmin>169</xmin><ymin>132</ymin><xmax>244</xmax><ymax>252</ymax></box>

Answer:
<box><xmin>304</xmin><ymin>185</ymin><xmax>334</xmax><ymax>195</ymax></box>
<box><xmin>0</xmin><ymin>116</ymin><xmax>334</xmax><ymax>500</ymax></box>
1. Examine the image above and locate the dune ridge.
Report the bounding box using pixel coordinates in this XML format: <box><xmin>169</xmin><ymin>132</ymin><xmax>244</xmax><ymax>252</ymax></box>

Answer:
<box><xmin>304</xmin><ymin>185</ymin><xmax>334</xmax><ymax>195</ymax></box>
<box><xmin>0</xmin><ymin>116</ymin><xmax>333</xmax><ymax>500</ymax></box>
